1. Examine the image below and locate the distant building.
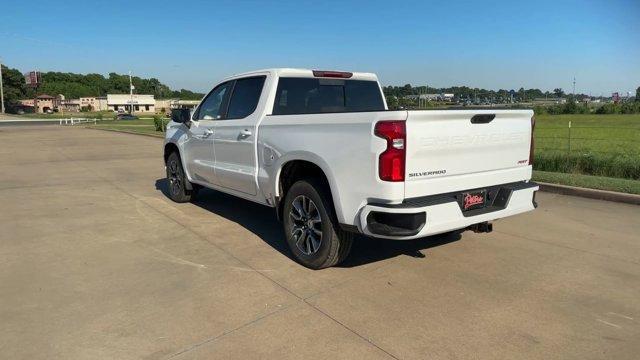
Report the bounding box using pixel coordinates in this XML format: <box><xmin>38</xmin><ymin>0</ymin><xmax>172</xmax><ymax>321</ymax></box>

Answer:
<box><xmin>155</xmin><ymin>99</ymin><xmax>199</xmax><ymax>114</ymax></box>
<box><xmin>18</xmin><ymin>94</ymin><xmax>65</xmax><ymax>113</ymax></box>
<box><xmin>80</xmin><ymin>97</ymin><xmax>108</xmax><ymax>111</ymax></box>
<box><xmin>405</xmin><ymin>93</ymin><xmax>454</xmax><ymax>101</ymax></box>
<box><xmin>17</xmin><ymin>99</ymin><xmax>36</xmax><ymax>113</ymax></box>
<box><xmin>33</xmin><ymin>94</ymin><xmax>56</xmax><ymax>113</ymax></box>
<box><xmin>107</xmin><ymin>94</ymin><xmax>155</xmax><ymax>113</ymax></box>
<box><xmin>58</xmin><ymin>98</ymin><xmax>81</xmax><ymax>112</ymax></box>
<box><xmin>96</xmin><ymin>97</ymin><xmax>108</xmax><ymax>111</ymax></box>
<box><xmin>79</xmin><ymin>97</ymin><xmax>94</xmax><ymax>109</ymax></box>
<box><xmin>406</xmin><ymin>94</ymin><xmax>438</xmax><ymax>101</ymax></box>
<box><xmin>532</xmin><ymin>98</ymin><xmax>566</xmax><ymax>104</ymax></box>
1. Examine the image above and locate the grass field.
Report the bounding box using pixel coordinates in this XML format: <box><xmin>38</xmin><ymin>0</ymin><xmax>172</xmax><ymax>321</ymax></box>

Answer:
<box><xmin>535</xmin><ymin>114</ymin><xmax>640</xmax><ymax>156</ymax></box>
<box><xmin>534</xmin><ymin>114</ymin><xmax>640</xmax><ymax>180</ymax></box>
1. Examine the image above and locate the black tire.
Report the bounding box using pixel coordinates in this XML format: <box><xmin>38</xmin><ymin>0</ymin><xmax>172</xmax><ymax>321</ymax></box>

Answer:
<box><xmin>165</xmin><ymin>152</ymin><xmax>198</xmax><ymax>203</ymax></box>
<box><xmin>282</xmin><ymin>179</ymin><xmax>353</xmax><ymax>269</ymax></box>
<box><xmin>336</xmin><ymin>232</ymin><xmax>354</xmax><ymax>264</ymax></box>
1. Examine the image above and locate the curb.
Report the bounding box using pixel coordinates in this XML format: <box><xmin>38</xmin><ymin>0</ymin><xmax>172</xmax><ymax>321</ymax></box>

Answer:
<box><xmin>537</xmin><ymin>182</ymin><xmax>640</xmax><ymax>205</ymax></box>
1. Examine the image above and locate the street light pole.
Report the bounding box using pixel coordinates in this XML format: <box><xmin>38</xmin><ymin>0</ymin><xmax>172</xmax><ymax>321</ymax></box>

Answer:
<box><xmin>129</xmin><ymin>70</ymin><xmax>134</xmax><ymax>114</ymax></box>
<box><xmin>0</xmin><ymin>57</ymin><xmax>5</xmax><ymax>114</ymax></box>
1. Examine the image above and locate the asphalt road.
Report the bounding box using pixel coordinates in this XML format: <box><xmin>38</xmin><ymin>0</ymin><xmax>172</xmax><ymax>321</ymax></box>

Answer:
<box><xmin>2</xmin><ymin>126</ymin><xmax>639</xmax><ymax>360</ymax></box>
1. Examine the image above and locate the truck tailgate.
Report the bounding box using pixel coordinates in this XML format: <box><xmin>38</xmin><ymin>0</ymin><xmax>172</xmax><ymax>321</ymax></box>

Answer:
<box><xmin>404</xmin><ymin>109</ymin><xmax>533</xmax><ymax>198</ymax></box>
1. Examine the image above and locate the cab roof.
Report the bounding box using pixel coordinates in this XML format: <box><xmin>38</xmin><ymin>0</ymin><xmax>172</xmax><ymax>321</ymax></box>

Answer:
<box><xmin>222</xmin><ymin>68</ymin><xmax>379</xmax><ymax>82</ymax></box>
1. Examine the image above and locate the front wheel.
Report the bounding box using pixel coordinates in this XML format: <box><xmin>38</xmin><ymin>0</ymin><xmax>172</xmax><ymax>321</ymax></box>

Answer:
<box><xmin>283</xmin><ymin>180</ymin><xmax>353</xmax><ymax>269</ymax></box>
<box><xmin>165</xmin><ymin>152</ymin><xmax>198</xmax><ymax>203</ymax></box>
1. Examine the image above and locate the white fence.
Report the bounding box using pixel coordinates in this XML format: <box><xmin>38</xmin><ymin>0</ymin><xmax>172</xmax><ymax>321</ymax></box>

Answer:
<box><xmin>59</xmin><ymin>118</ymin><xmax>98</xmax><ymax>125</ymax></box>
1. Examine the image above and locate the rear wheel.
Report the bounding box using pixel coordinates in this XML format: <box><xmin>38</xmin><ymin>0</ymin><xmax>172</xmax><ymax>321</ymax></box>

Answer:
<box><xmin>165</xmin><ymin>152</ymin><xmax>198</xmax><ymax>203</ymax></box>
<box><xmin>283</xmin><ymin>179</ymin><xmax>353</xmax><ymax>269</ymax></box>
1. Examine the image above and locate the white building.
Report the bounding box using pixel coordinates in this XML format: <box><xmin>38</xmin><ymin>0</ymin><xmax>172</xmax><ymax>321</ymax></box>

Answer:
<box><xmin>107</xmin><ymin>94</ymin><xmax>155</xmax><ymax>113</ymax></box>
<box><xmin>80</xmin><ymin>96</ymin><xmax>108</xmax><ymax>111</ymax></box>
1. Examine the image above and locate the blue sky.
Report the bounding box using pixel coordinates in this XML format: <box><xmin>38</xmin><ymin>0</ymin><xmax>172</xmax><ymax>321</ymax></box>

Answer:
<box><xmin>1</xmin><ymin>0</ymin><xmax>638</xmax><ymax>95</ymax></box>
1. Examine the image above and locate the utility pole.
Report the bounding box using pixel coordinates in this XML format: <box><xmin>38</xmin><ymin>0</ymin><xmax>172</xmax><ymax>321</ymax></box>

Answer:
<box><xmin>129</xmin><ymin>70</ymin><xmax>134</xmax><ymax>114</ymax></box>
<box><xmin>0</xmin><ymin>57</ymin><xmax>5</xmax><ymax>114</ymax></box>
<box><xmin>572</xmin><ymin>77</ymin><xmax>576</xmax><ymax>96</ymax></box>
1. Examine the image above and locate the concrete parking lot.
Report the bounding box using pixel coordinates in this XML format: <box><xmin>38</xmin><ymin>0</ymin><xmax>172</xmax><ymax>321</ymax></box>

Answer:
<box><xmin>1</xmin><ymin>125</ymin><xmax>639</xmax><ymax>360</ymax></box>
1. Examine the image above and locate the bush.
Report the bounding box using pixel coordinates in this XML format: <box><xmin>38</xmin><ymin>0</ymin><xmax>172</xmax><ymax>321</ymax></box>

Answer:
<box><xmin>153</xmin><ymin>116</ymin><xmax>168</xmax><ymax>132</ymax></box>
<box><xmin>562</xmin><ymin>101</ymin><xmax>577</xmax><ymax>114</ymax></box>
<box><xmin>532</xmin><ymin>105</ymin><xmax>548</xmax><ymax>115</ymax></box>
<box><xmin>595</xmin><ymin>102</ymin><xmax>640</xmax><ymax>114</ymax></box>
<box><xmin>595</xmin><ymin>103</ymin><xmax>620</xmax><ymax>114</ymax></box>
<box><xmin>534</xmin><ymin>152</ymin><xmax>640</xmax><ymax>180</ymax></box>
<box><xmin>621</xmin><ymin>101</ymin><xmax>640</xmax><ymax>114</ymax></box>
<box><xmin>546</xmin><ymin>104</ymin><xmax>564</xmax><ymax>115</ymax></box>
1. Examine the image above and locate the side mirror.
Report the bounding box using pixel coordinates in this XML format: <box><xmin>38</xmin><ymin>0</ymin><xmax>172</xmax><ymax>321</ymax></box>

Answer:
<box><xmin>171</xmin><ymin>108</ymin><xmax>192</xmax><ymax>124</ymax></box>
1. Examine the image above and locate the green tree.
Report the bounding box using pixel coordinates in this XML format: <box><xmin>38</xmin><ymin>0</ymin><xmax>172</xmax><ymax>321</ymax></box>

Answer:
<box><xmin>1</xmin><ymin>64</ymin><xmax>32</xmax><ymax>111</ymax></box>
<box><xmin>1</xmin><ymin>64</ymin><xmax>205</xmax><ymax>108</ymax></box>
<box><xmin>171</xmin><ymin>89</ymin><xmax>204</xmax><ymax>100</ymax></box>
<box><xmin>385</xmin><ymin>95</ymin><xmax>399</xmax><ymax>109</ymax></box>
<box><xmin>553</xmin><ymin>88</ymin><xmax>565</xmax><ymax>98</ymax></box>
<box><xmin>636</xmin><ymin>86</ymin><xmax>639</xmax><ymax>101</ymax></box>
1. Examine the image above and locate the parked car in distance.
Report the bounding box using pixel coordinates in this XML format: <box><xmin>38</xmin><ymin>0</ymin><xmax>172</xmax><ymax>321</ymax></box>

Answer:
<box><xmin>116</xmin><ymin>113</ymin><xmax>138</xmax><ymax>120</ymax></box>
<box><xmin>163</xmin><ymin>68</ymin><xmax>538</xmax><ymax>269</ymax></box>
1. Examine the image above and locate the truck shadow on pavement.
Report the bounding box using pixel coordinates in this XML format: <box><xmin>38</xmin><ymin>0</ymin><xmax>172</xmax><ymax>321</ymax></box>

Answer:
<box><xmin>155</xmin><ymin>179</ymin><xmax>462</xmax><ymax>268</ymax></box>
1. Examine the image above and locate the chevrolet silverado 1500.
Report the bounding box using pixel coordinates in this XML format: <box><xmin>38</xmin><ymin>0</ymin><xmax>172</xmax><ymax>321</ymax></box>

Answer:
<box><xmin>164</xmin><ymin>68</ymin><xmax>538</xmax><ymax>269</ymax></box>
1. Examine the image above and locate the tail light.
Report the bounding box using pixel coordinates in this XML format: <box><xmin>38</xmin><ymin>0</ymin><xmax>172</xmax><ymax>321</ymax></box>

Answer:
<box><xmin>528</xmin><ymin>115</ymin><xmax>535</xmax><ymax>165</ymax></box>
<box><xmin>312</xmin><ymin>70</ymin><xmax>353</xmax><ymax>78</ymax></box>
<box><xmin>375</xmin><ymin>121</ymin><xmax>406</xmax><ymax>182</ymax></box>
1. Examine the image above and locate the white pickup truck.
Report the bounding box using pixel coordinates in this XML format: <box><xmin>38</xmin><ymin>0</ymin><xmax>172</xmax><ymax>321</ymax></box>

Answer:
<box><xmin>164</xmin><ymin>68</ymin><xmax>538</xmax><ymax>269</ymax></box>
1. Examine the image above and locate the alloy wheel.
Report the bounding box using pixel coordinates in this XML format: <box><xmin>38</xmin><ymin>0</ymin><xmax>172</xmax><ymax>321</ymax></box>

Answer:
<box><xmin>167</xmin><ymin>159</ymin><xmax>182</xmax><ymax>196</ymax></box>
<box><xmin>289</xmin><ymin>195</ymin><xmax>323</xmax><ymax>255</ymax></box>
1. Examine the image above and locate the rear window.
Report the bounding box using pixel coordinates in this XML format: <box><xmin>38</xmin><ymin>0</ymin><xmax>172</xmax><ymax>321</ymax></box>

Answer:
<box><xmin>272</xmin><ymin>78</ymin><xmax>385</xmax><ymax>115</ymax></box>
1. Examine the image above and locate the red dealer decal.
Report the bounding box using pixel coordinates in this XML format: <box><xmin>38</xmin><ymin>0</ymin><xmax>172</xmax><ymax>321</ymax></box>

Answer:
<box><xmin>463</xmin><ymin>193</ymin><xmax>485</xmax><ymax>210</ymax></box>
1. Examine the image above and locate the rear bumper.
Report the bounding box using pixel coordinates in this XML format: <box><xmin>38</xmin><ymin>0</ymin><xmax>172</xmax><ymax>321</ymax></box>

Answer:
<box><xmin>357</xmin><ymin>181</ymin><xmax>538</xmax><ymax>239</ymax></box>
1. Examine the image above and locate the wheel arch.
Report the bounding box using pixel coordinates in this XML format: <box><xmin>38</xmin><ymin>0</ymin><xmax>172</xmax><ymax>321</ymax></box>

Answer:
<box><xmin>275</xmin><ymin>158</ymin><xmax>343</xmax><ymax>223</ymax></box>
<box><xmin>164</xmin><ymin>142</ymin><xmax>180</xmax><ymax>163</ymax></box>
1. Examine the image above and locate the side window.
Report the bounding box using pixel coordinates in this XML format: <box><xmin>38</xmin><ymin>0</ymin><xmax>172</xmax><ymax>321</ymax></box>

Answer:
<box><xmin>226</xmin><ymin>76</ymin><xmax>266</xmax><ymax>119</ymax></box>
<box><xmin>195</xmin><ymin>81</ymin><xmax>233</xmax><ymax>120</ymax></box>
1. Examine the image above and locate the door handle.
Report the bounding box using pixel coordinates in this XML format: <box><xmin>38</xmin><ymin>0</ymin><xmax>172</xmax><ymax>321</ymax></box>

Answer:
<box><xmin>239</xmin><ymin>129</ymin><xmax>252</xmax><ymax>138</ymax></box>
<box><xmin>202</xmin><ymin>129</ymin><xmax>214</xmax><ymax>138</ymax></box>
